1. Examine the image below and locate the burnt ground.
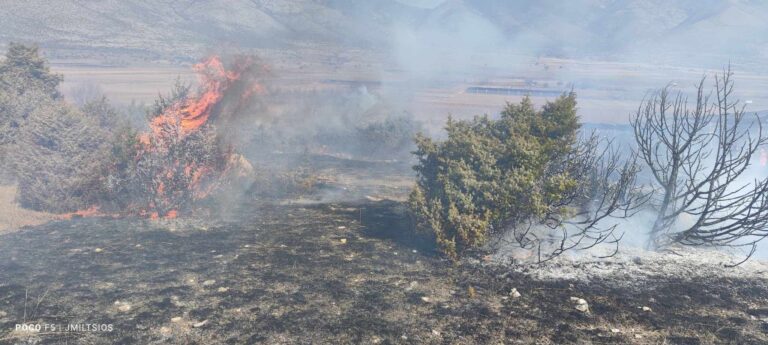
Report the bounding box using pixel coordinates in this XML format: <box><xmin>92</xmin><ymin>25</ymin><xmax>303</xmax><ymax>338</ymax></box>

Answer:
<box><xmin>0</xmin><ymin>158</ymin><xmax>767</xmax><ymax>344</ymax></box>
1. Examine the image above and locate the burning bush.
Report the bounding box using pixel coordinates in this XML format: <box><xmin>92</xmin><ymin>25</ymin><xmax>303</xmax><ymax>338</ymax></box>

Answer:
<box><xmin>409</xmin><ymin>95</ymin><xmax>643</xmax><ymax>261</ymax></box>
<box><xmin>97</xmin><ymin>56</ymin><xmax>263</xmax><ymax>218</ymax></box>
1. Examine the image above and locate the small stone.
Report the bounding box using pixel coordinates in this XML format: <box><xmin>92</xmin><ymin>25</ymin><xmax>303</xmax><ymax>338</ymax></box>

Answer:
<box><xmin>135</xmin><ymin>244</ymin><xmax>142</xmax><ymax>248</ymax></box>
<box><xmin>412</xmin><ymin>250</ymin><xmax>418</xmax><ymax>253</ymax></box>
<box><xmin>0</xmin><ymin>310</ymin><xmax>7</xmax><ymax>318</ymax></box>
<box><xmin>509</xmin><ymin>288</ymin><xmax>521</xmax><ymax>299</ymax></box>
<box><xmin>634</xmin><ymin>334</ymin><xmax>643</xmax><ymax>339</ymax></box>
<box><xmin>431</xmin><ymin>329</ymin><xmax>440</xmax><ymax>336</ymax></box>
<box><xmin>420</xmin><ymin>296</ymin><xmax>431</xmax><ymax>303</ymax></box>
<box><xmin>337</xmin><ymin>226</ymin><xmax>346</xmax><ymax>230</ymax></box>
<box><xmin>171</xmin><ymin>317</ymin><xmax>182</xmax><ymax>323</ymax></box>
<box><xmin>244</xmin><ymin>244</ymin><xmax>250</xmax><ymax>248</ymax></box>
<box><xmin>114</xmin><ymin>300</ymin><xmax>132</xmax><ymax>312</ymax></box>
<box><xmin>401</xmin><ymin>334</ymin><xmax>408</xmax><ymax>340</ymax></box>
<box><xmin>159</xmin><ymin>326</ymin><xmax>171</xmax><ymax>335</ymax></box>
<box><xmin>94</xmin><ymin>248</ymin><xmax>103</xmax><ymax>253</ymax></box>
<box><xmin>641</xmin><ymin>306</ymin><xmax>652</xmax><ymax>312</ymax></box>
<box><xmin>339</xmin><ymin>238</ymin><xmax>347</xmax><ymax>244</ymax></box>
<box><xmin>393</xmin><ymin>252</ymin><xmax>398</xmax><ymax>255</ymax></box>
<box><xmin>217</xmin><ymin>287</ymin><xmax>229</xmax><ymax>293</ymax></box>
<box><xmin>193</xmin><ymin>320</ymin><xmax>208</xmax><ymax>328</ymax></box>
<box><xmin>202</xmin><ymin>279</ymin><xmax>216</xmax><ymax>287</ymax></box>
<box><xmin>570</xmin><ymin>297</ymin><xmax>589</xmax><ymax>313</ymax></box>
<box><xmin>611</xmin><ymin>328</ymin><xmax>621</xmax><ymax>333</ymax></box>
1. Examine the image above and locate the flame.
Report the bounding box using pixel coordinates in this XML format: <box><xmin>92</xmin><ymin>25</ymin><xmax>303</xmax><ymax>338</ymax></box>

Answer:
<box><xmin>67</xmin><ymin>55</ymin><xmax>263</xmax><ymax>220</ymax></box>
<box><xmin>59</xmin><ymin>206</ymin><xmax>116</xmax><ymax>220</ymax></box>
<box><xmin>148</xmin><ymin>56</ymin><xmax>245</xmax><ymax>138</ymax></box>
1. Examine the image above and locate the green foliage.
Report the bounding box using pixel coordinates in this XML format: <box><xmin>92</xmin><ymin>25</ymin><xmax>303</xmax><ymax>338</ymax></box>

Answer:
<box><xmin>81</xmin><ymin>96</ymin><xmax>123</xmax><ymax>130</ymax></box>
<box><xmin>0</xmin><ymin>43</ymin><xmax>61</xmax><ymax>98</ymax></box>
<box><xmin>408</xmin><ymin>95</ymin><xmax>581</xmax><ymax>259</ymax></box>
<box><xmin>10</xmin><ymin>101</ymin><xmax>109</xmax><ymax>212</ymax></box>
<box><xmin>353</xmin><ymin>114</ymin><xmax>419</xmax><ymax>159</ymax></box>
<box><xmin>0</xmin><ymin>43</ymin><xmax>63</xmax><ymax>180</ymax></box>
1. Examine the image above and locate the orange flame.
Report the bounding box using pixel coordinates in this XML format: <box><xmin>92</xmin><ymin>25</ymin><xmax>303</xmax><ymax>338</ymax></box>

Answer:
<box><xmin>67</xmin><ymin>55</ymin><xmax>263</xmax><ymax>220</ymax></box>
<box><xmin>147</xmin><ymin>56</ymin><xmax>246</xmax><ymax>140</ymax></box>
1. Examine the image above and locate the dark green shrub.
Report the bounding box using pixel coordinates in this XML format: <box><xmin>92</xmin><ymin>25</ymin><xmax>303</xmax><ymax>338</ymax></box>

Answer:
<box><xmin>10</xmin><ymin>101</ymin><xmax>109</xmax><ymax>212</ymax></box>
<box><xmin>0</xmin><ymin>43</ymin><xmax>63</xmax><ymax>181</ymax></box>
<box><xmin>353</xmin><ymin>114</ymin><xmax>418</xmax><ymax>159</ymax></box>
<box><xmin>408</xmin><ymin>94</ymin><xmax>641</xmax><ymax>260</ymax></box>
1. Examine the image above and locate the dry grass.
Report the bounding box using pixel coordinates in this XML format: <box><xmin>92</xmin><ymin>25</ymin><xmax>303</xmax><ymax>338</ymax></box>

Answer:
<box><xmin>0</xmin><ymin>185</ymin><xmax>54</xmax><ymax>233</ymax></box>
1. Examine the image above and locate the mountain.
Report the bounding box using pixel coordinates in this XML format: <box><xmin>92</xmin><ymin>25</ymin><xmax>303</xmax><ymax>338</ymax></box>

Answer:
<box><xmin>0</xmin><ymin>0</ymin><xmax>421</xmax><ymax>61</ymax></box>
<box><xmin>0</xmin><ymin>0</ymin><xmax>765</xmax><ymax>67</ymax></box>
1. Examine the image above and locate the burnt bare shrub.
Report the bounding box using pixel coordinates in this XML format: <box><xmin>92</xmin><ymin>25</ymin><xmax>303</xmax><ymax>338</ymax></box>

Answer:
<box><xmin>632</xmin><ymin>67</ymin><xmax>768</xmax><ymax>264</ymax></box>
<box><xmin>409</xmin><ymin>95</ymin><xmax>644</xmax><ymax>261</ymax></box>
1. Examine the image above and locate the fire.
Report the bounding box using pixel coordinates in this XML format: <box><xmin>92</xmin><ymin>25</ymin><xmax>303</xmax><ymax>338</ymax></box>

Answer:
<box><xmin>67</xmin><ymin>55</ymin><xmax>264</xmax><ymax>220</ymax></box>
<box><xmin>59</xmin><ymin>206</ymin><xmax>107</xmax><ymax>220</ymax></box>
<box><xmin>136</xmin><ymin>55</ymin><xmax>261</xmax><ymax>219</ymax></box>
<box><xmin>142</xmin><ymin>56</ymin><xmax>254</xmax><ymax>144</ymax></box>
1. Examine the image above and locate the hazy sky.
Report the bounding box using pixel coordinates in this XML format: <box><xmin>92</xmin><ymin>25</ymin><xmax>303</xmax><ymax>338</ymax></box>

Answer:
<box><xmin>396</xmin><ymin>0</ymin><xmax>446</xmax><ymax>8</ymax></box>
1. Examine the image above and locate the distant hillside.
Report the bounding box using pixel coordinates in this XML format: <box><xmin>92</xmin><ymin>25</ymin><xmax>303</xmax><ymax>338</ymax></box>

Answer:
<box><xmin>0</xmin><ymin>0</ymin><xmax>765</xmax><ymax>67</ymax></box>
<box><xmin>0</xmin><ymin>0</ymin><xmax>421</xmax><ymax>62</ymax></box>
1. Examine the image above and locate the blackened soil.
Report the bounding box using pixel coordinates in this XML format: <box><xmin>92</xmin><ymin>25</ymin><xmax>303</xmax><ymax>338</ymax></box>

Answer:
<box><xmin>0</xmin><ymin>200</ymin><xmax>767</xmax><ymax>344</ymax></box>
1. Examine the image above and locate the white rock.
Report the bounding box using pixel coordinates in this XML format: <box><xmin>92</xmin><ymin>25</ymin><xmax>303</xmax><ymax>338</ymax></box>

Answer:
<box><xmin>217</xmin><ymin>287</ymin><xmax>229</xmax><ymax>293</ymax></box>
<box><xmin>193</xmin><ymin>320</ymin><xmax>208</xmax><ymax>328</ymax></box>
<box><xmin>171</xmin><ymin>317</ymin><xmax>182</xmax><ymax>323</ymax></box>
<box><xmin>94</xmin><ymin>248</ymin><xmax>103</xmax><ymax>253</ymax></box>
<box><xmin>509</xmin><ymin>288</ymin><xmax>521</xmax><ymax>299</ymax></box>
<box><xmin>420</xmin><ymin>296</ymin><xmax>431</xmax><ymax>303</ymax></box>
<box><xmin>202</xmin><ymin>279</ymin><xmax>216</xmax><ymax>287</ymax></box>
<box><xmin>570</xmin><ymin>297</ymin><xmax>589</xmax><ymax>313</ymax></box>
<box><xmin>642</xmin><ymin>306</ymin><xmax>652</xmax><ymax>312</ymax></box>
<box><xmin>116</xmin><ymin>302</ymin><xmax>131</xmax><ymax>312</ymax></box>
<box><xmin>611</xmin><ymin>328</ymin><xmax>621</xmax><ymax>333</ymax></box>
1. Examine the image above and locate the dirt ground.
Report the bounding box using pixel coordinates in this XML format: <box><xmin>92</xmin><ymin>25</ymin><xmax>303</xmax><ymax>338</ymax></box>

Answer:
<box><xmin>0</xmin><ymin>186</ymin><xmax>54</xmax><ymax>233</ymax></box>
<box><xmin>0</xmin><ymin>158</ymin><xmax>767</xmax><ymax>344</ymax></box>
